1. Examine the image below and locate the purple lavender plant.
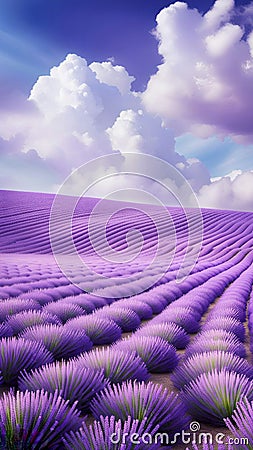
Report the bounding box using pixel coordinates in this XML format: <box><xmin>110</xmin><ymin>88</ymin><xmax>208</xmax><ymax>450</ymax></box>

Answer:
<box><xmin>202</xmin><ymin>317</ymin><xmax>245</xmax><ymax>341</ymax></box>
<box><xmin>115</xmin><ymin>336</ymin><xmax>178</xmax><ymax>373</ymax></box>
<box><xmin>0</xmin><ymin>389</ymin><xmax>82</xmax><ymax>448</ymax></box>
<box><xmin>76</xmin><ymin>347</ymin><xmax>149</xmax><ymax>383</ymax></box>
<box><xmin>152</xmin><ymin>306</ymin><xmax>200</xmax><ymax>333</ymax></box>
<box><xmin>19</xmin><ymin>361</ymin><xmax>108</xmax><ymax>411</ymax></box>
<box><xmin>135</xmin><ymin>322</ymin><xmax>190</xmax><ymax>349</ymax></box>
<box><xmin>6</xmin><ymin>309</ymin><xmax>61</xmax><ymax>334</ymax></box>
<box><xmin>94</xmin><ymin>307</ymin><xmax>141</xmax><ymax>332</ymax></box>
<box><xmin>20</xmin><ymin>324</ymin><xmax>93</xmax><ymax>359</ymax></box>
<box><xmin>0</xmin><ymin>337</ymin><xmax>53</xmax><ymax>385</ymax></box>
<box><xmin>114</xmin><ymin>299</ymin><xmax>153</xmax><ymax>319</ymax></box>
<box><xmin>140</xmin><ymin>296</ymin><xmax>167</xmax><ymax>314</ymax></box>
<box><xmin>185</xmin><ymin>330</ymin><xmax>246</xmax><ymax>358</ymax></box>
<box><xmin>42</xmin><ymin>302</ymin><xmax>84</xmax><ymax>323</ymax></box>
<box><xmin>63</xmin><ymin>415</ymin><xmax>160</xmax><ymax>450</ymax></box>
<box><xmin>0</xmin><ymin>322</ymin><xmax>13</xmax><ymax>338</ymax></box>
<box><xmin>225</xmin><ymin>397</ymin><xmax>253</xmax><ymax>449</ymax></box>
<box><xmin>59</xmin><ymin>296</ymin><xmax>96</xmax><ymax>313</ymax></box>
<box><xmin>91</xmin><ymin>380</ymin><xmax>189</xmax><ymax>437</ymax></box>
<box><xmin>171</xmin><ymin>351</ymin><xmax>253</xmax><ymax>389</ymax></box>
<box><xmin>208</xmin><ymin>305</ymin><xmax>246</xmax><ymax>322</ymax></box>
<box><xmin>18</xmin><ymin>290</ymin><xmax>54</xmax><ymax>306</ymax></box>
<box><xmin>182</xmin><ymin>369</ymin><xmax>253</xmax><ymax>426</ymax></box>
<box><xmin>0</xmin><ymin>298</ymin><xmax>41</xmax><ymax>321</ymax></box>
<box><xmin>65</xmin><ymin>316</ymin><xmax>122</xmax><ymax>344</ymax></box>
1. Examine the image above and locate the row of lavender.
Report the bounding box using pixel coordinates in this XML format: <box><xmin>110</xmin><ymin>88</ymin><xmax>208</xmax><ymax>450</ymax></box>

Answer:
<box><xmin>1</xmin><ymin>193</ymin><xmax>253</xmax><ymax>448</ymax></box>
<box><xmin>1</xmin><ymin>254</ymin><xmax>253</xmax><ymax>447</ymax></box>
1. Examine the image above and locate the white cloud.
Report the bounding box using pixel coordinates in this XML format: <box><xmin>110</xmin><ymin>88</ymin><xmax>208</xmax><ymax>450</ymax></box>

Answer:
<box><xmin>89</xmin><ymin>61</ymin><xmax>135</xmax><ymax>95</ymax></box>
<box><xmin>211</xmin><ymin>169</ymin><xmax>244</xmax><ymax>182</ymax></box>
<box><xmin>199</xmin><ymin>170</ymin><xmax>253</xmax><ymax>211</ymax></box>
<box><xmin>1</xmin><ymin>53</ymin><xmax>210</xmax><ymax>196</ymax></box>
<box><xmin>143</xmin><ymin>0</ymin><xmax>253</xmax><ymax>142</ymax></box>
<box><xmin>203</xmin><ymin>0</ymin><xmax>234</xmax><ymax>30</ymax></box>
<box><xmin>205</xmin><ymin>23</ymin><xmax>243</xmax><ymax>57</ymax></box>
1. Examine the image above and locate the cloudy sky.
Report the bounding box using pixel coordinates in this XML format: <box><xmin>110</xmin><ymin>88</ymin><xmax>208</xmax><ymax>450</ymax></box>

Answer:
<box><xmin>1</xmin><ymin>0</ymin><xmax>253</xmax><ymax>210</ymax></box>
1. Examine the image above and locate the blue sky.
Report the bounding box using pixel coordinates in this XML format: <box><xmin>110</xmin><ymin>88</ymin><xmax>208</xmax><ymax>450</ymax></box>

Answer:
<box><xmin>0</xmin><ymin>0</ymin><xmax>249</xmax><ymax>93</ymax></box>
<box><xmin>0</xmin><ymin>1</ymin><xmax>204</xmax><ymax>90</ymax></box>
<box><xmin>1</xmin><ymin>0</ymin><xmax>253</xmax><ymax>210</ymax></box>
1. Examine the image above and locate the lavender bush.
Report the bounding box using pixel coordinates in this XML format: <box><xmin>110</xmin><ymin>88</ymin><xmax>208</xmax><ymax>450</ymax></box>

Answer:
<box><xmin>0</xmin><ymin>337</ymin><xmax>53</xmax><ymax>385</ymax></box>
<box><xmin>225</xmin><ymin>397</ymin><xmax>253</xmax><ymax>449</ymax></box>
<box><xmin>115</xmin><ymin>299</ymin><xmax>153</xmax><ymax>319</ymax></box>
<box><xmin>0</xmin><ymin>322</ymin><xmax>13</xmax><ymax>338</ymax></box>
<box><xmin>20</xmin><ymin>324</ymin><xmax>93</xmax><ymax>359</ymax></box>
<box><xmin>63</xmin><ymin>415</ymin><xmax>160</xmax><ymax>450</ymax></box>
<box><xmin>6</xmin><ymin>309</ymin><xmax>61</xmax><ymax>334</ymax></box>
<box><xmin>19</xmin><ymin>361</ymin><xmax>108</xmax><ymax>411</ymax></box>
<box><xmin>201</xmin><ymin>317</ymin><xmax>245</xmax><ymax>341</ymax></box>
<box><xmin>115</xmin><ymin>336</ymin><xmax>178</xmax><ymax>373</ymax></box>
<box><xmin>0</xmin><ymin>389</ymin><xmax>82</xmax><ymax>449</ymax></box>
<box><xmin>42</xmin><ymin>302</ymin><xmax>84</xmax><ymax>323</ymax></box>
<box><xmin>93</xmin><ymin>307</ymin><xmax>141</xmax><ymax>332</ymax></box>
<box><xmin>65</xmin><ymin>316</ymin><xmax>122</xmax><ymax>344</ymax></box>
<box><xmin>135</xmin><ymin>322</ymin><xmax>190</xmax><ymax>349</ymax></box>
<box><xmin>76</xmin><ymin>347</ymin><xmax>149</xmax><ymax>383</ymax></box>
<box><xmin>171</xmin><ymin>351</ymin><xmax>253</xmax><ymax>389</ymax></box>
<box><xmin>0</xmin><ymin>298</ymin><xmax>41</xmax><ymax>321</ymax></box>
<box><xmin>182</xmin><ymin>369</ymin><xmax>253</xmax><ymax>425</ymax></box>
<box><xmin>91</xmin><ymin>380</ymin><xmax>189</xmax><ymax>437</ymax></box>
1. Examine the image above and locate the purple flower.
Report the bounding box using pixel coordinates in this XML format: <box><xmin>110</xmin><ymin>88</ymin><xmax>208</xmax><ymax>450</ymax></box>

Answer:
<box><xmin>65</xmin><ymin>316</ymin><xmax>122</xmax><ymax>344</ymax></box>
<box><xmin>0</xmin><ymin>337</ymin><xmax>53</xmax><ymax>385</ymax></box>
<box><xmin>185</xmin><ymin>330</ymin><xmax>246</xmax><ymax>358</ymax></box>
<box><xmin>114</xmin><ymin>299</ymin><xmax>153</xmax><ymax>319</ymax></box>
<box><xmin>93</xmin><ymin>307</ymin><xmax>141</xmax><ymax>332</ymax></box>
<box><xmin>6</xmin><ymin>310</ymin><xmax>61</xmax><ymax>334</ymax></box>
<box><xmin>115</xmin><ymin>336</ymin><xmax>178</xmax><ymax>373</ymax></box>
<box><xmin>135</xmin><ymin>292</ymin><xmax>168</xmax><ymax>313</ymax></box>
<box><xmin>0</xmin><ymin>322</ymin><xmax>13</xmax><ymax>338</ymax></box>
<box><xmin>63</xmin><ymin>415</ymin><xmax>160</xmax><ymax>450</ymax></box>
<box><xmin>91</xmin><ymin>380</ymin><xmax>189</xmax><ymax>437</ymax></box>
<box><xmin>20</xmin><ymin>324</ymin><xmax>93</xmax><ymax>359</ymax></box>
<box><xmin>202</xmin><ymin>317</ymin><xmax>245</xmax><ymax>341</ymax></box>
<box><xmin>225</xmin><ymin>397</ymin><xmax>253</xmax><ymax>449</ymax></box>
<box><xmin>0</xmin><ymin>299</ymin><xmax>41</xmax><ymax>321</ymax></box>
<box><xmin>75</xmin><ymin>294</ymin><xmax>108</xmax><ymax>309</ymax></box>
<box><xmin>182</xmin><ymin>369</ymin><xmax>253</xmax><ymax>426</ymax></box>
<box><xmin>19</xmin><ymin>361</ymin><xmax>108</xmax><ymax>412</ymax></box>
<box><xmin>19</xmin><ymin>290</ymin><xmax>54</xmax><ymax>306</ymax></box>
<box><xmin>141</xmin><ymin>298</ymin><xmax>166</xmax><ymax>314</ymax></box>
<box><xmin>152</xmin><ymin>306</ymin><xmax>200</xmax><ymax>333</ymax></box>
<box><xmin>135</xmin><ymin>322</ymin><xmax>190</xmax><ymax>349</ymax></box>
<box><xmin>42</xmin><ymin>302</ymin><xmax>84</xmax><ymax>323</ymax></box>
<box><xmin>209</xmin><ymin>304</ymin><xmax>245</xmax><ymax>322</ymax></box>
<box><xmin>171</xmin><ymin>351</ymin><xmax>253</xmax><ymax>389</ymax></box>
<box><xmin>76</xmin><ymin>347</ymin><xmax>149</xmax><ymax>383</ymax></box>
<box><xmin>60</xmin><ymin>296</ymin><xmax>96</xmax><ymax>313</ymax></box>
<box><xmin>0</xmin><ymin>389</ymin><xmax>82</xmax><ymax>448</ymax></box>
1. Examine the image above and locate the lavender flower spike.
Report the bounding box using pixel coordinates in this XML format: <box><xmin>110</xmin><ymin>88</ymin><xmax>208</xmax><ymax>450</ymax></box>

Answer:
<box><xmin>182</xmin><ymin>369</ymin><xmax>253</xmax><ymax>426</ymax></box>
<box><xmin>19</xmin><ymin>361</ymin><xmax>108</xmax><ymax>412</ymax></box>
<box><xmin>0</xmin><ymin>389</ymin><xmax>82</xmax><ymax>449</ymax></box>
<box><xmin>63</xmin><ymin>416</ymin><xmax>160</xmax><ymax>450</ymax></box>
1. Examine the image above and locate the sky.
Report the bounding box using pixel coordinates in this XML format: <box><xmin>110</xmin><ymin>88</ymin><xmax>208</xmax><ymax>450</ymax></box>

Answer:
<box><xmin>1</xmin><ymin>0</ymin><xmax>253</xmax><ymax>210</ymax></box>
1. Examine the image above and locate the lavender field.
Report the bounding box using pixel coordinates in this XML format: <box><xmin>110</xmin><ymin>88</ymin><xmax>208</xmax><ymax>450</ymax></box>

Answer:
<box><xmin>1</xmin><ymin>189</ymin><xmax>253</xmax><ymax>449</ymax></box>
